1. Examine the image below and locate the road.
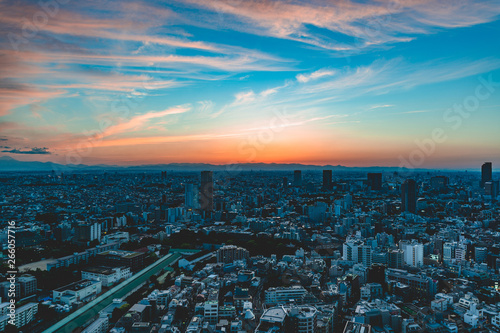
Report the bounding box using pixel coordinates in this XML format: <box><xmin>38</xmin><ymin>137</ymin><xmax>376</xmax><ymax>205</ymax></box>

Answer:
<box><xmin>43</xmin><ymin>251</ymin><xmax>183</xmax><ymax>333</ymax></box>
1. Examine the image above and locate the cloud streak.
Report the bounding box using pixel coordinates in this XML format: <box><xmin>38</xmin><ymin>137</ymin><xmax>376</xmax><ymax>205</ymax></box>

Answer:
<box><xmin>181</xmin><ymin>0</ymin><xmax>500</xmax><ymax>52</ymax></box>
<box><xmin>2</xmin><ymin>147</ymin><xmax>51</xmax><ymax>154</ymax></box>
<box><xmin>98</xmin><ymin>106</ymin><xmax>191</xmax><ymax>139</ymax></box>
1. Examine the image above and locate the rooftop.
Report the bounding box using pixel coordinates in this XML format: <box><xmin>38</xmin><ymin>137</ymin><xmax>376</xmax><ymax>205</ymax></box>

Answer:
<box><xmin>54</xmin><ymin>279</ymin><xmax>99</xmax><ymax>292</ymax></box>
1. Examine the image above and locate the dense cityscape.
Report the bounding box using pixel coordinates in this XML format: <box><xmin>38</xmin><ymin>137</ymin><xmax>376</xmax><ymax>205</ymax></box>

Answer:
<box><xmin>0</xmin><ymin>162</ymin><xmax>499</xmax><ymax>333</ymax></box>
<box><xmin>2</xmin><ymin>0</ymin><xmax>500</xmax><ymax>332</ymax></box>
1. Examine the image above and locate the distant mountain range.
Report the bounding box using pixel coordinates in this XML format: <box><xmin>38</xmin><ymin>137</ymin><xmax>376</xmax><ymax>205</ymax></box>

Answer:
<box><xmin>0</xmin><ymin>156</ymin><xmax>452</xmax><ymax>173</ymax></box>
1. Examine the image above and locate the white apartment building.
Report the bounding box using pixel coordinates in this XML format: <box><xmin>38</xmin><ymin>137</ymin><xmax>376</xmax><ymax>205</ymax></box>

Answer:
<box><xmin>265</xmin><ymin>286</ymin><xmax>307</xmax><ymax>305</ymax></box>
<box><xmin>403</xmin><ymin>243</ymin><xmax>423</xmax><ymax>267</ymax></box>
<box><xmin>343</xmin><ymin>238</ymin><xmax>372</xmax><ymax>267</ymax></box>
<box><xmin>0</xmin><ymin>302</ymin><xmax>38</xmax><ymax>331</ymax></box>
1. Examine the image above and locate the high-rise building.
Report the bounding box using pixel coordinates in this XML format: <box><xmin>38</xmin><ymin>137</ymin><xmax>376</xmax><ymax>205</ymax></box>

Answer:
<box><xmin>343</xmin><ymin>238</ymin><xmax>372</xmax><ymax>267</ymax></box>
<box><xmin>403</xmin><ymin>243</ymin><xmax>424</xmax><ymax>267</ymax></box>
<box><xmin>401</xmin><ymin>179</ymin><xmax>417</xmax><ymax>214</ymax></box>
<box><xmin>74</xmin><ymin>222</ymin><xmax>101</xmax><ymax>243</ymax></box>
<box><xmin>481</xmin><ymin>162</ymin><xmax>493</xmax><ymax>187</ymax></box>
<box><xmin>200</xmin><ymin>171</ymin><xmax>213</xmax><ymax>212</ymax></box>
<box><xmin>388</xmin><ymin>249</ymin><xmax>404</xmax><ymax>269</ymax></box>
<box><xmin>430</xmin><ymin>176</ymin><xmax>448</xmax><ymax>191</ymax></box>
<box><xmin>323</xmin><ymin>170</ymin><xmax>332</xmax><ymax>190</ymax></box>
<box><xmin>443</xmin><ymin>242</ymin><xmax>456</xmax><ymax>261</ymax></box>
<box><xmin>474</xmin><ymin>247</ymin><xmax>487</xmax><ymax>263</ymax></box>
<box><xmin>216</xmin><ymin>245</ymin><xmax>249</xmax><ymax>264</ymax></box>
<box><xmin>185</xmin><ymin>183</ymin><xmax>195</xmax><ymax>208</ymax></box>
<box><xmin>283</xmin><ymin>177</ymin><xmax>288</xmax><ymax>188</ymax></box>
<box><xmin>485</xmin><ymin>181</ymin><xmax>499</xmax><ymax>198</ymax></box>
<box><xmin>293</xmin><ymin>170</ymin><xmax>302</xmax><ymax>187</ymax></box>
<box><xmin>367</xmin><ymin>173</ymin><xmax>382</xmax><ymax>191</ymax></box>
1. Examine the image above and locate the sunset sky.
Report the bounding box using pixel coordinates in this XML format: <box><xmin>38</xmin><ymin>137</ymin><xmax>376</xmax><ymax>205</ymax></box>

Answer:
<box><xmin>1</xmin><ymin>0</ymin><xmax>500</xmax><ymax>168</ymax></box>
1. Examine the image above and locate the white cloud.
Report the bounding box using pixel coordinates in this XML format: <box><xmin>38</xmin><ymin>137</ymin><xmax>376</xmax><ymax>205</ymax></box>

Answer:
<box><xmin>296</xmin><ymin>69</ymin><xmax>336</xmax><ymax>83</ymax></box>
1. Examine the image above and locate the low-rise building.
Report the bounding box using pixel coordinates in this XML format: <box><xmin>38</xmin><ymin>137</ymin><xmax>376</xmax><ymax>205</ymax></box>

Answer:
<box><xmin>52</xmin><ymin>279</ymin><xmax>102</xmax><ymax>306</ymax></box>
<box><xmin>82</xmin><ymin>316</ymin><xmax>109</xmax><ymax>333</ymax></box>
<box><xmin>265</xmin><ymin>286</ymin><xmax>307</xmax><ymax>305</ymax></box>
<box><xmin>81</xmin><ymin>266</ymin><xmax>132</xmax><ymax>287</ymax></box>
<box><xmin>96</xmin><ymin>250</ymin><xmax>146</xmax><ymax>272</ymax></box>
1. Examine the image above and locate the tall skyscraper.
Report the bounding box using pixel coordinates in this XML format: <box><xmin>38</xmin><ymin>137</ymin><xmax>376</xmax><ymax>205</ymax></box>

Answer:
<box><xmin>401</xmin><ymin>179</ymin><xmax>417</xmax><ymax>214</ymax></box>
<box><xmin>200</xmin><ymin>171</ymin><xmax>213</xmax><ymax>212</ymax></box>
<box><xmin>282</xmin><ymin>176</ymin><xmax>288</xmax><ymax>188</ymax></box>
<box><xmin>185</xmin><ymin>183</ymin><xmax>195</xmax><ymax>208</ymax></box>
<box><xmin>481</xmin><ymin>162</ymin><xmax>492</xmax><ymax>187</ymax></box>
<box><xmin>485</xmin><ymin>181</ymin><xmax>499</xmax><ymax>198</ymax></box>
<box><xmin>293</xmin><ymin>170</ymin><xmax>302</xmax><ymax>187</ymax></box>
<box><xmin>367</xmin><ymin>173</ymin><xmax>382</xmax><ymax>191</ymax></box>
<box><xmin>322</xmin><ymin>170</ymin><xmax>332</xmax><ymax>190</ymax></box>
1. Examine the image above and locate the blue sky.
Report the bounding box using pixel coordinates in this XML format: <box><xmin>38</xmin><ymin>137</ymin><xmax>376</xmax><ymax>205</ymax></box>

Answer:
<box><xmin>1</xmin><ymin>0</ymin><xmax>499</xmax><ymax>168</ymax></box>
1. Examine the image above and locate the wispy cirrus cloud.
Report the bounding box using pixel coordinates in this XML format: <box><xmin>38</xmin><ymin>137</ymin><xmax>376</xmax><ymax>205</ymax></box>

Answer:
<box><xmin>46</xmin><ymin>72</ymin><xmax>180</xmax><ymax>93</ymax></box>
<box><xmin>299</xmin><ymin>57</ymin><xmax>500</xmax><ymax>97</ymax></box>
<box><xmin>297</xmin><ymin>69</ymin><xmax>336</xmax><ymax>83</ymax></box>
<box><xmin>0</xmin><ymin>80</ymin><xmax>65</xmax><ymax>116</ymax></box>
<box><xmin>20</xmin><ymin>50</ymin><xmax>291</xmax><ymax>73</ymax></box>
<box><xmin>0</xmin><ymin>1</ymin><xmax>216</xmax><ymax>52</ymax></box>
<box><xmin>180</xmin><ymin>0</ymin><xmax>500</xmax><ymax>52</ymax></box>
<box><xmin>0</xmin><ymin>0</ymin><xmax>293</xmax><ymax>116</ymax></box>
<box><xmin>217</xmin><ymin>56</ymin><xmax>500</xmax><ymax>128</ymax></box>
<box><xmin>98</xmin><ymin>106</ymin><xmax>191</xmax><ymax>139</ymax></box>
<box><xmin>369</xmin><ymin>104</ymin><xmax>394</xmax><ymax>110</ymax></box>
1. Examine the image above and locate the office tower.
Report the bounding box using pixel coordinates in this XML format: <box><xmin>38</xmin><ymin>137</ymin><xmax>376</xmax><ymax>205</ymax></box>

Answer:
<box><xmin>185</xmin><ymin>183</ymin><xmax>195</xmax><ymax>208</ymax></box>
<box><xmin>293</xmin><ymin>170</ymin><xmax>302</xmax><ymax>187</ymax></box>
<box><xmin>401</xmin><ymin>179</ymin><xmax>417</xmax><ymax>214</ymax></box>
<box><xmin>481</xmin><ymin>162</ymin><xmax>492</xmax><ymax>187</ymax></box>
<box><xmin>323</xmin><ymin>170</ymin><xmax>333</xmax><ymax>190</ymax></box>
<box><xmin>474</xmin><ymin>247</ymin><xmax>487</xmax><ymax>263</ymax></box>
<box><xmin>485</xmin><ymin>181</ymin><xmax>499</xmax><ymax>198</ymax></box>
<box><xmin>388</xmin><ymin>250</ymin><xmax>404</xmax><ymax>269</ymax></box>
<box><xmin>430</xmin><ymin>176</ymin><xmax>448</xmax><ymax>191</ymax></box>
<box><xmin>200</xmin><ymin>171</ymin><xmax>213</xmax><ymax>212</ymax></box>
<box><xmin>283</xmin><ymin>177</ymin><xmax>288</xmax><ymax>188</ymax></box>
<box><xmin>367</xmin><ymin>173</ymin><xmax>382</xmax><ymax>191</ymax></box>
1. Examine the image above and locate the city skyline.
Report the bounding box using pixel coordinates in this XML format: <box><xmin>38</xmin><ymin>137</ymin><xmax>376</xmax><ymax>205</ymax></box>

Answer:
<box><xmin>1</xmin><ymin>0</ymin><xmax>500</xmax><ymax>168</ymax></box>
